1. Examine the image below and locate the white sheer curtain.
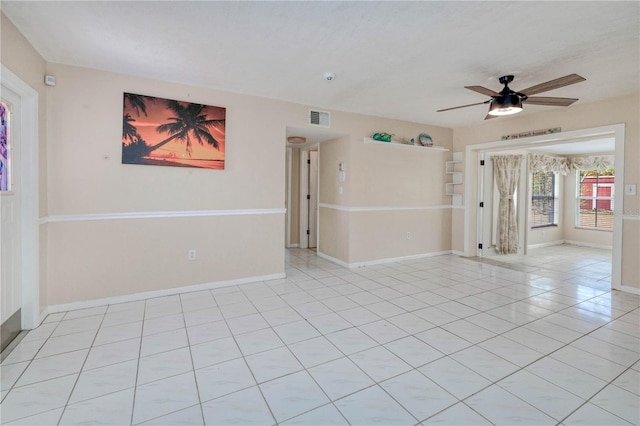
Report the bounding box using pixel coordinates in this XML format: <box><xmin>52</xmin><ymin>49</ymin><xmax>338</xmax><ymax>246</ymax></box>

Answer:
<box><xmin>493</xmin><ymin>155</ymin><xmax>523</xmax><ymax>254</ymax></box>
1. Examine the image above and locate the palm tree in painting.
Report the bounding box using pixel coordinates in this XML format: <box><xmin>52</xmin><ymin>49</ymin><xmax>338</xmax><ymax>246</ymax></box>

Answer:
<box><xmin>146</xmin><ymin>100</ymin><xmax>224</xmax><ymax>157</ymax></box>
<box><xmin>122</xmin><ymin>114</ymin><xmax>140</xmax><ymax>142</ymax></box>
<box><xmin>124</xmin><ymin>93</ymin><xmax>154</xmax><ymax>117</ymax></box>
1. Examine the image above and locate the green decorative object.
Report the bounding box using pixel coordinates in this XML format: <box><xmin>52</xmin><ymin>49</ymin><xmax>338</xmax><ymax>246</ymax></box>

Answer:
<box><xmin>372</xmin><ymin>132</ymin><xmax>393</xmax><ymax>142</ymax></box>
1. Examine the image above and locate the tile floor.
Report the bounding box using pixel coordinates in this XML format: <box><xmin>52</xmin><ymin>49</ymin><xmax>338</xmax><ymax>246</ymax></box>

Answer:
<box><xmin>1</xmin><ymin>245</ymin><xmax>638</xmax><ymax>425</ymax></box>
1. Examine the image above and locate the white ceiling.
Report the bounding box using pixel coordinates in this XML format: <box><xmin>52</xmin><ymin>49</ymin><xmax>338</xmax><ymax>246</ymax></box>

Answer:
<box><xmin>3</xmin><ymin>1</ymin><xmax>639</xmax><ymax>129</ymax></box>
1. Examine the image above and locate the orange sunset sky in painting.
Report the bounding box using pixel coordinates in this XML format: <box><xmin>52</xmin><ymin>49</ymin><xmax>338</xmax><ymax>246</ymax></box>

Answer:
<box><xmin>122</xmin><ymin>93</ymin><xmax>226</xmax><ymax>169</ymax></box>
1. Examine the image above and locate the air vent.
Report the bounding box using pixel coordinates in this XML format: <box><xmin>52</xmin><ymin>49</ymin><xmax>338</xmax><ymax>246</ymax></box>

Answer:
<box><xmin>309</xmin><ymin>109</ymin><xmax>330</xmax><ymax>128</ymax></box>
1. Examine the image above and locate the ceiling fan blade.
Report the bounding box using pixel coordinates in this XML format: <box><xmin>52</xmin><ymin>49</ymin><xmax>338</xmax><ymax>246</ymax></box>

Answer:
<box><xmin>465</xmin><ymin>85</ymin><xmax>500</xmax><ymax>97</ymax></box>
<box><xmin>484</xmin><ymin>114</ymin><xmax>499</xmax><ymax>120</ymax></box>
<box><xmin>524</xmin><ymin>96</ymin><xmax>579</xmax><ymax>107</ymax></box>
<box><xmin>520</xmin><ymin>74</ymin><xmax>586</xmax><ymax>96</ymax></box>
<box><xmin>437</xmin><ymin>101</ymin><xmax>489</xmax><ymax>112</ymax></box>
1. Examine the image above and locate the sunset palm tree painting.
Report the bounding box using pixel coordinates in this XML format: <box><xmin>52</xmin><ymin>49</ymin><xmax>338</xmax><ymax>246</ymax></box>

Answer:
<box><xmin>122</xmin><ymin>92</ymin><xmax>226</xmax><ymax>169</ymax></box>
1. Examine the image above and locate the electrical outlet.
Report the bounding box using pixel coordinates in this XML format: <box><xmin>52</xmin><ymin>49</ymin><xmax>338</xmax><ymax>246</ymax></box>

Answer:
<box><xmin>624</xmin><ymin>184</ymin><xmax>637</xmax><ymax>195</ymax></box>
<box><xmin>406</xmin><ymin>232</ymin><xmax>412</xmax><ymax>240</ymax></box>
<box><xmin>188</xmin><ymin>249</ymin><xmax>196</xmax><ymax>261</ymax></box>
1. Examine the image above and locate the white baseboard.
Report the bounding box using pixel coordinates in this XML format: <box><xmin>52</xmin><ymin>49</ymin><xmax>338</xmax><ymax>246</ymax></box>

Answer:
<box><xmin>563</xmin><ymin>240</ymin><xmax>612</xmax><ymax>250</ymax></box>
<box><xmin>528</xmin><ymin>240</ymin><xmax>612</xmax><ymax>251</ymax></box>
<box><xmin>47</xmin><ymin>273</ymin><xmax>286</xmax><ymax>314</ymax></box>
<box><xmin>318</xmin><ymin>250</ymin><xmax>452</xmax><ymax>269</ymax></box>
<box><xmin>613</xmin><ymin>284</ymin><xmax>640</xmax><ymax>296</ymax></box>
<box><xmin>316</xmin><ymin>252</ymin><xmax>350</xmax><ymax>268</ymax></box>
<box><xmin>286</xmin><ymin>244</ymin><xmax>300</xmax><ymax>248</ymax></box>
<box><xmin>527</xmin><ymin>240</ymin><xmax>565</xmax><ymax>250</ymax></box>
<box><xmin>451</xmin><ymin>250</ymin><xmax>466</xmax><ymax>256</ymax></box>
<box><xmin>37</xmin><ymin>307</ymin><xmax>49</xmax><ymax>326</ymax></box>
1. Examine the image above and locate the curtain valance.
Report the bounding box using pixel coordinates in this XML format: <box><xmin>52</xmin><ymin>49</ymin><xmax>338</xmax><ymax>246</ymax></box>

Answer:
<box><xmin>568</xmin><ymin>155</ymin><xmax>614</xmax><ymax>173</ymax></box>
<box><xmin>527</xmin><ymin>153</ymin><xmax>570</xmax><ymax>175</ymax></box>
<box><xmin>528</xmin><ymin>153</ymin><xmax>614</xmax><ymax>174</ymax></box>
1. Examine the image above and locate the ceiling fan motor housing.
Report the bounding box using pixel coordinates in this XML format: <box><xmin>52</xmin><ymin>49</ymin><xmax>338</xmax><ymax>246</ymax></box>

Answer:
<box><xmin>498</xmin><ymin>75</ymin><xmax>515</xmax><ymax>85</ymax></box>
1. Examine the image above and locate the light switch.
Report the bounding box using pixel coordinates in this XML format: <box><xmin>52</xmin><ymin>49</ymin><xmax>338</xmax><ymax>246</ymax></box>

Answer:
<box><xmin>624</xmin><ymin>184</ymin><xmax>637</xmax><ymax>195</ymax></box>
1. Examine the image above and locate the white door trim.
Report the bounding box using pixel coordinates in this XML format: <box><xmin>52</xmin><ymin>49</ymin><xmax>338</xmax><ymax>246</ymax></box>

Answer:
<box><xmin>299</xmin><ymin>150</ymin><xmax>309</xmax><ymax>249</ymax></box>
<box><xmin>285</xmin><ymin>147</ymin><xmax>292</xmax><ymax>248</ymax></box>
<box><xmin>465</xmin><ymin>123</ymin><xmax>625</xmax><ymax>290</ymax></box>
<box><xmin>1</xmin><ymin>66</ymin><xmax>40</xmax><ymax>329</ymax></box>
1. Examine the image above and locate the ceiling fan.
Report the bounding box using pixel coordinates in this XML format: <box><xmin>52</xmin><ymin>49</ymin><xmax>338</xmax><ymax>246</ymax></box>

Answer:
<box><xmin>437</xmin><ymin>74</ymin><xmax>586</xmax><ymax>120</ymax></box>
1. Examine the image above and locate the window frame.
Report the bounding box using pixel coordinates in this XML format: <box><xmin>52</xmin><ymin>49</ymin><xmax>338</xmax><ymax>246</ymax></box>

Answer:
<box><xmin>530</xmin><ymin>170</ymin><xmax>558</xmax><ymax>229</ymax></box>
<box><xmin>576</xmin><ymin>169</ymin><xmax>615</xmax><ymax>231</ymax></box>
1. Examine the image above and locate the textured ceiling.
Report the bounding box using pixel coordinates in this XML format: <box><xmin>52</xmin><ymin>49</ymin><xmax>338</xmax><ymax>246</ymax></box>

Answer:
<box><xmin>3</xmin><ymin>1</ymin><xmax>639</xmax><ymax>129</ymax></box>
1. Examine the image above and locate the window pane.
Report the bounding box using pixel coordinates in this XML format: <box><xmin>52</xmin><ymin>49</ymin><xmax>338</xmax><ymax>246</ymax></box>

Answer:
<box><xmin>531</xmin><ymin>171</ymin><xmax>556</xmax><ymax>227</ymax></box>
<box><xmin>577</xmin><ymin>168</ymin><xmax>614</xmax><ymax>229</ymax></box>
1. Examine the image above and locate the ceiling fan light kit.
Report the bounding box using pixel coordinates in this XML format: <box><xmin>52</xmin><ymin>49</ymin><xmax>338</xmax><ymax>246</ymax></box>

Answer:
<box><xmin>438</xmin><ymin>73</ymin><xmax>586</xmax><ymax>120</ymax></box>
<box><xmin>488</xmin><ymin>94</ymin><xmax>523</xmax><ymax>116</ymax></box>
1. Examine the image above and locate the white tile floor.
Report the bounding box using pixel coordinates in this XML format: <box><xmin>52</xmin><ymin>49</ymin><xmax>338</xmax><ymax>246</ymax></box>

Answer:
<box><xmin>1</xmin><ymin>245</ymin><xmax>639</xmax><ymax>425</ymax></box>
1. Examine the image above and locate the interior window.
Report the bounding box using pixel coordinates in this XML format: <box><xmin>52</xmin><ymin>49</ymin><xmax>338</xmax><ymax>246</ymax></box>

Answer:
<box><xmin>1</xmin><ymin>101</ymin><xmax>10</xmax><ymax>192</ymax></box>
<box><xmin>577</xmin><ymin>168</ymin><xmax>614</xmax><ymax>230</ymax></box>
<box><xmin>530</xmin><ymin>170</ymin><xmax>557</xmax><ymax>228</ymax></box>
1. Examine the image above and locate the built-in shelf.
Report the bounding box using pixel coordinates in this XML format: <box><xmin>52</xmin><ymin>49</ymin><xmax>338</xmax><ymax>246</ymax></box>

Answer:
<box><xmin>364</xmin><ymin>137</ymin><xmax>449</xmax><ymax>151</ymax></box>
<box><xmin>446</xmin><ymin>151</ymin><xmax>463</xmax><ymax>206</ymax></box>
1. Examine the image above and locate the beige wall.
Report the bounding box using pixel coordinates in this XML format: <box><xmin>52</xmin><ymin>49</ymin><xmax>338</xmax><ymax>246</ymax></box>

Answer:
<box><xmin>42</xmin><ymin>63</ymin><xmax>301</xmax><ymax>305</ymax></box>
<box><xmin>329</xmin><ymin>113</ymin><xmax>454</xmax><ymax>264</ymax></box>
<box><xmin>47</xmin><ymin>215</ymin><xmax>284</xmax><ymax>305</ymax></box>
<box><xmin>318</xmin><ymin>137</ymin><xmax>349</xmax><ymax>260</ymax></box>
<box><xmin>454</xmin><ymin>94</ymin><xmax>639</xmax><ymax>289</ymax></box>
<box><xmin>36</xmin><ymin>60</ymin><xmax>454</xmax><ymax>305</ymax></box>
<box><xmin>1</xmin><ymin>13</ymin><xmax>49</xmax><ymax>312</ymax></box>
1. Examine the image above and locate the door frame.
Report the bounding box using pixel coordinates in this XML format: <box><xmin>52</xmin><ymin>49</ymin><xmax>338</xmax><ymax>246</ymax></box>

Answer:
<box><xmin>466</xmin><ymin>123</ymin><xmax>625</xmax><ymax>291</ymax></box>
<box><xmin>285</xmin><ymin>147</ymin><xmax>292</xmax><ymax>247</ymax></box>
<box><xmin>298</xmin><ymin>147</ymin><xmax>319</xmax><ymax>249</ymax></box>
<box><xmin>479</xmin><ymin>151</ymin><xmax>529</xmax><ymax>256</ymax></box>
<box><xmin>1</xmin><ymin>65</ymin><xmax>40</xmax><ymax>329</ymax></box>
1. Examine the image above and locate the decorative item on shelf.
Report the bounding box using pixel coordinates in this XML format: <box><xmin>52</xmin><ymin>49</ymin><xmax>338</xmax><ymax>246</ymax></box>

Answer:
<box><xmin>372</xmin><ymin>132</ymin><xmax>393</xmax><ymax>142</ymax></box>
<box><xmin>418</xmin><ymin>133</ymin><xmax>433</xmax><ymax>147</ymax></box>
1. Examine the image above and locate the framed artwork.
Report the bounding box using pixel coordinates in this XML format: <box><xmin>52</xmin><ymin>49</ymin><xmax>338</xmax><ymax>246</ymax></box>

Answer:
<box><xmin>122</xmin><ymin>92</ymin><xmax>226</xmax><ymax>169</ymax></box>
<box><xmin>0</xmin><ymin>102</ymin><xmax>10</xmax><ymax>191</ymax></box>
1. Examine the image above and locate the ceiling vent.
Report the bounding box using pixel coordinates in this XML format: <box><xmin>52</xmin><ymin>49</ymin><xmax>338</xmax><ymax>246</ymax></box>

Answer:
<box><xmin>309</xmin><ymin>109</ymin><xmax>330</xmax><ymax>128</ymax></box>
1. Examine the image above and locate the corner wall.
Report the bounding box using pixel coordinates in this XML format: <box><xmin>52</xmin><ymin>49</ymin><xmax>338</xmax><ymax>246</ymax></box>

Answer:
<box><xmin>43</xmin><ymin>63</ymin><xmax>299</xmax><ymax>306</ymax></box>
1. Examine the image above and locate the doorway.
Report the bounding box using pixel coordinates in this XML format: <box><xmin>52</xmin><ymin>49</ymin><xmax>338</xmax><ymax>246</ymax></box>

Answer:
<box><xmin>284</xmin><ymin>126</ymin><xmax>346</xmax><ymax>253</ymax></box>
<box><xmin>307</xmin><ymin>150</ymin><xmax>318</xmax><ymax>249</ymax></box>
<box><xmin>1</xmin><ymin>65</ymin><xmax>40</xmax><ymax>334</ymax></box>
<box><xmin>1</xmin><ymin>88</ymin><xmax>22</xmax><ymax>351</ymax></box>
<box><xmin>296</xmin><ymin>148</ymin><xmax>318</xmax><ymax>250</ymax></box>
<box><xmin>480</xmin><ymin>152</ymin><xmax>528</xmax><ymax>257</ymax></box>
<box><xmin>467</xmin><ymin>124</ymin><xmax>624</xmax><ymax>290</ymax></box>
